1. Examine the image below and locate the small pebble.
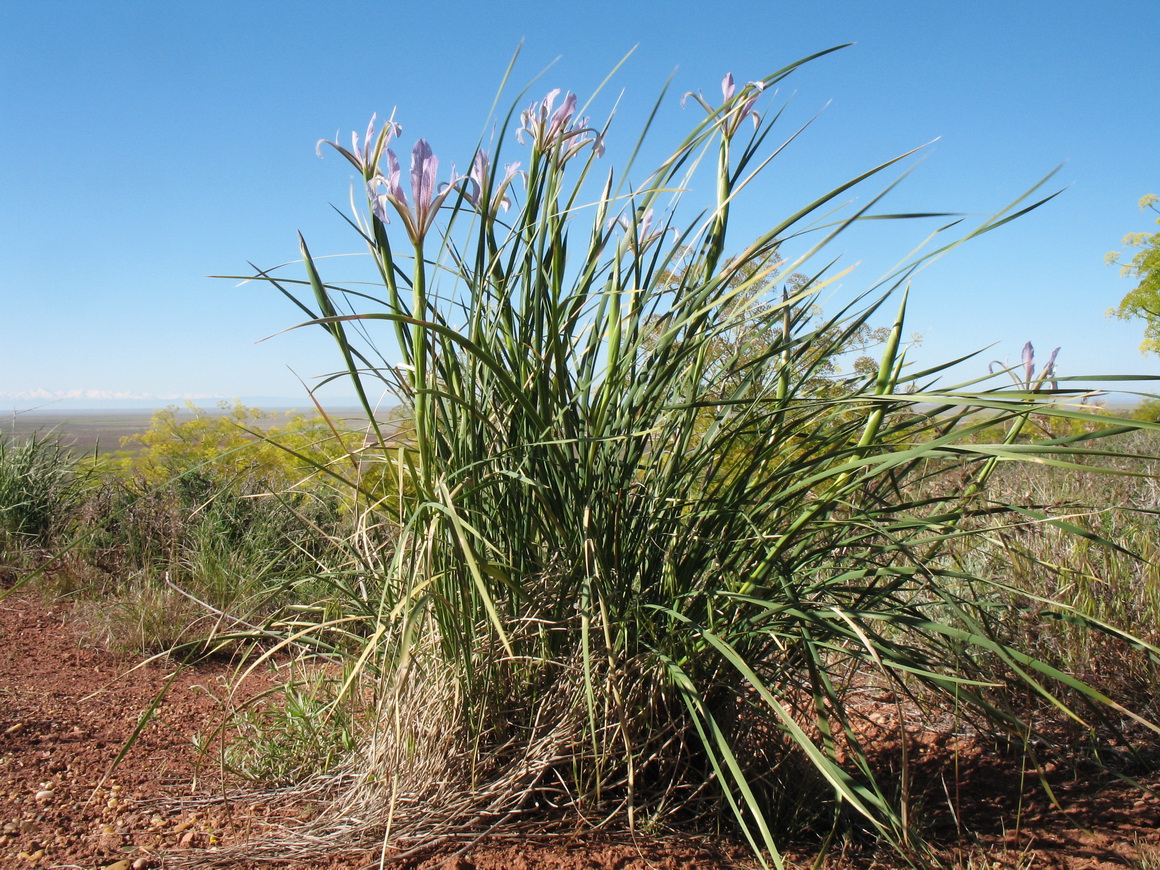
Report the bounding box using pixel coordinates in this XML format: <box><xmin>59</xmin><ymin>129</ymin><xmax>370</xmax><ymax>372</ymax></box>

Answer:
<box><xmin>173</xmin><ymin>814</ymin><xmax>199</xmax><ymax>833</ymax></box>
<box><xmin>33</xmin><ymin>790</ymin><xmax>53</xmax><ymax>802</ymax></box>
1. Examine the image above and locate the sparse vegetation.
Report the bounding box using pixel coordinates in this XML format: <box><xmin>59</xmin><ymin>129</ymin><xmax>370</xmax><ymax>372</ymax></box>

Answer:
<box><xmin>0</xmin><ymin>403</ymin><xmax>383</xmax><ymax>653</ymax></box>
<box><xmin>1137</xmin><ymin>839</ymin><xmax>1160</xmax><ymax>870</ymax></box>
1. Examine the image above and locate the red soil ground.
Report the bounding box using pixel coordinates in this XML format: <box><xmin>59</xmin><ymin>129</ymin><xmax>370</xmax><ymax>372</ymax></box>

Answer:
<box><xmin>1</xmin><ymin>592</ymin><xmax>1158</xmax><ymax>869</ymax></box>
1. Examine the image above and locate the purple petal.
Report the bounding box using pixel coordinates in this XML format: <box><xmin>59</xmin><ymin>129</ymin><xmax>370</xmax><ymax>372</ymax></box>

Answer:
<box><xmin>316</xmin><ymin>132</ymin><xmax>337</xmax><ymax>159</ymax></box>
<box><xmin>443</xmin><ymin>163</ymin><xmax>464</xmax><ymax>192</ymax></box>
<box><xmin>410</xmin><ymin>139</ymin><xmax>436</xmax><ymax>209</ymax></box>
<box><xmin>592</xmin><ymin>132</ymin><xmax>605</xmax><ymax>158</ymax></box>
<box><xmin>494</xmin><ymin>162</ymin><xmax>521</xmax><ymax>211</ymax></box>
<box><xmin>682</xmin><ymin>89</ymin><xmax>711</xmax><ymax>112</ymax></box>
<box><xmin>721</xmin><ymin>73</ymin><xmax>735</xmax><ymax>102</ymax></box>
<box><xmin>425</xmin><ymin>178</ymin><xmax>465</xmax><ymax>233</ymax></box>
<box><xmin>542</xmin><ymin>88</ymin><xmax>561</xmax><ymax>119</ymax></box>
<box><xmin>366</xmin><ymin>179</ymin><xmax>390</xmax><ymax>223</ymax></box>
<box><xmin>465</xmin><ymin>149</ymin><xmax>488</xmax><ymax>205</ymax></box>
<box><xmin>1044</xmin><ymin>347</ymin><xmax>1061</xmax><ymax>386</ymax></box>
<box><xmin>639</xmin><ymin>208</ymin><xmax>654</xmax><ymax>239</ymax></box>
<box><xmin>1021</xmin><ymin>341</ymin><xmax>1034</xmax><ymax>384</ymax></box>
<box><xmin>356</xmin><ymin>113</ymin><xmax>377</xmax><ymax>162</ymax></box>
<box><xmin>385</xmin><ymin>149</ymin><xmax>406</xmax><ymax>205</ymax></box>
<box><xmin>471</xmin><ymin>149</ymin><xmax>488</xmax><ymax>185</ymax></box>
<box><xmin>549</xmin><ymin>92</ymin><xmax>578</xmax><ymax>137</ymax></box>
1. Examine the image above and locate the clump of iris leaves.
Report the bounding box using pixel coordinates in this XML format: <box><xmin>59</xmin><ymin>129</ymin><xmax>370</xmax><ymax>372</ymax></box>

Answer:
<box><xmin>228</xmin><ymin>47</ymin><xmax>1159</xmax><ymax>868</ymax></box>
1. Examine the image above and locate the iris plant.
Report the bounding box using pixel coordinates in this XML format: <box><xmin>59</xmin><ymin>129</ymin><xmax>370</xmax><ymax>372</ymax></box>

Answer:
<box><xmin>247</xmin><ymin>53</ymin><xmax>1159</xmax><ymax>870</ymax></box>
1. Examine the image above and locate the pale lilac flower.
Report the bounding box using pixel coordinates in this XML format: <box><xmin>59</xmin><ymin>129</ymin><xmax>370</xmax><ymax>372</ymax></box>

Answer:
<box><xmin>317</xmin><ymin>113</ymin><xmax>402</xmax><ymax>179</ymax></box>
<box><xmin>517</xmin><ymin>89</ymin><xmax>604</xmax><ymax>164</ymax></box>
<box><xmin>464</xmin><ymin>149</ymin><xmax>522</xmax><ymax>215</ymax></box>
<box><xmin>1041</xmin><ymin>345</ymin><xmax>1060</xmax><ymax>390</ymax></box>
<box><xmin>1021</xmin><ymin>341</ymin><xmax>1036</xmax><ymax>385</ymax></box>
<box><xmin>683</xmin><ymin>73</ymin><xmax>765</xmax><ymax>138</ymax></box>
<box><xmin>367</xmin><ymin>139</ymin><xmax>464</xmax><ymax>244</ymax></box>
<box><xmin>991</xmin><ymin>342</ymin><xmax>1061</xmax><ymax>389</ymax></box>
<box><xmin>1020</xmin><ymin>341</ymin><xmax>1059</xmax><ymax>388</ymax></box>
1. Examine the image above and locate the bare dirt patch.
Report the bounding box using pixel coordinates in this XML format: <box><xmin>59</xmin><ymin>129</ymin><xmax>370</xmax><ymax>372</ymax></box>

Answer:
<box><xmin>0</xmin><ymin>592</ymin><xmax>1157</xmax><ymax>869</ymax></box>
<box><xmin>0</xmin><ymin>592</ymin><xmax>281</xmax><ymax>868</ymax></box>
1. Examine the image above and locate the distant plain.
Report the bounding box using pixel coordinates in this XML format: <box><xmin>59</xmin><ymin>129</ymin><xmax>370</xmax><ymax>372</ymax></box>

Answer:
<box><xmin>1</xmin><ymin>407</ymin><xmax>366</xmax><ymax>455</ymax></box>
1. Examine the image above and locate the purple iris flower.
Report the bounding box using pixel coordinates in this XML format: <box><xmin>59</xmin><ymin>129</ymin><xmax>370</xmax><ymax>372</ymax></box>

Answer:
<box><xmin>1021</xmin><ymin>341</ymin><xmax>1036</xmax><ymax>385</ymax></box>
<box><xmin>991</xmin><ymin>342</ymin><xmax>1061</xmax><ymax>390</ymax></box>
<box><xmin>612</xmin><ymin>207</ymin><xmax>676</xmax><ymax>254</ymax></box>
<box><xmin>317</xmin><ymin>113</ymin><xmax>402</xmax><ymax>179</ymax></box>
<box><xmin>367</xmin><ymin>139</ymin><xmax>464</xmax><ymax>244</ymax></box>
<box><xmin>1022</xmin><ymin>342</ymin><xmax>1060</xmax><ymax>390</ymax></box>
<box><xmin>464</xmin><ymin>149</ymin><xmax>522</xmax><ymax>216</ymax></box>
<box><xmin>517</xmin><ymin>89</ymin><xmax>604</xmax><ymax>163</ymax></box>
<box><xmin>683</xmin><ymin>73</ymin><xmax>765</xmax><ymax>137</ymax></box>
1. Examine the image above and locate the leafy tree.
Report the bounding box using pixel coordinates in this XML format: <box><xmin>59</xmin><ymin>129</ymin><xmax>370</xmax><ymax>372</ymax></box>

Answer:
<box><xmin>1107</xmin><ymin>194</ymin><xmax>1160</xmax><ymax>354</ymax></box>
<box><xmin>656</xmin><ymin>250</ymin><xmax>904</xmax><ymax>402</ymax></box>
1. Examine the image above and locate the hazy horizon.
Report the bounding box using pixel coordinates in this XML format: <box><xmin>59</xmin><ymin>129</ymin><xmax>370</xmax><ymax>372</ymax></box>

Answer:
<box><xmin>1</xmin><ymin>394</ymin><xmax>380</xmax><ymax>416</ymax></box>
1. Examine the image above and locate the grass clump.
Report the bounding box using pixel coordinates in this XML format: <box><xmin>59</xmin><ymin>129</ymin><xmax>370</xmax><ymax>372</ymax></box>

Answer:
<box><xmin>200</xmin><ymin>664</ymin><xmax>365</xmax><ymax>787</ymax></box>
<box><xmin>132</xmin><ymin>49</ymin><xmax>1160</xmax><ymax>866</ymax></box>
<box><xmin>948</xmin><ymin>433</ymin><xmax>1160</xmax><ymax>739</ymax></box>
<box><xmin>0</xmin><ymin>428</ymin><xmax>87</xmax><ymax>549</ymax></box>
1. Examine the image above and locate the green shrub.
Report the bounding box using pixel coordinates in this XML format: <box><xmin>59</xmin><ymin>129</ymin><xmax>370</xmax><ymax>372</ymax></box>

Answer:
<box><xmin>106</xmin><ymin>401</ymin><xmax>373</xmax><ymax>491</ymax></box>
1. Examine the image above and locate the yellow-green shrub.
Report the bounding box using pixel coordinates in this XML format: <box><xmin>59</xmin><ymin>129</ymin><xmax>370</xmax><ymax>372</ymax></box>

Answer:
<box><xmin>96</xmin><ymin>402</ymin><xmax>407</xmax><ymax>511</ymax></box>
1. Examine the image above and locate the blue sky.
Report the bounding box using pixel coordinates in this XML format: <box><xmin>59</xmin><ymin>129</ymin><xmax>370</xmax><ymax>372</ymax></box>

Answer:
<box><xmin>2</xmin><ymin>1</ymin><xmax>1158</xmax><ymax>409</ymax></box>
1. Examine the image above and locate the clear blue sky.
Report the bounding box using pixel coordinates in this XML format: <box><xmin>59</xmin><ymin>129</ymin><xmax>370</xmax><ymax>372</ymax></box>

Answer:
<box><xmin>3</xmin><ymin>0</ymin><xmax>1157</xmax><ymax>409</ymax></box>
